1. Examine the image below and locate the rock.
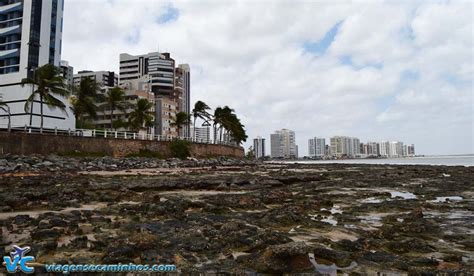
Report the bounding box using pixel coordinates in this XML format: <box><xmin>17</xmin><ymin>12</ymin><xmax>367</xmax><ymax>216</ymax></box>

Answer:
<box><xmin>252</xmin><ymin>242</ymin><xmax>313</xmax><ymax>273</ymax></box>
<box><xmin>32</xmin><ymin>229</ymin><xmax>61</xmax><ymax>240</ymax></box>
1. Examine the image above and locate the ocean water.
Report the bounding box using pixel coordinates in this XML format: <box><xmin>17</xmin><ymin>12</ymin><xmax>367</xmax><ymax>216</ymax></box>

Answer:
<box><xmin>280</xmin><ymin>155</ymin><xmax>474</xmax><ymax>167</ymax></box>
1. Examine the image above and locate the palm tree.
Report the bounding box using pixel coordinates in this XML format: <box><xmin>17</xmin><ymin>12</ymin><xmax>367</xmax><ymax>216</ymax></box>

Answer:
<box><xmin>21</xmin><ymin>64</ymin><xmax>70</xmax><ymax>132</ymax></box>
<box><xmin>103</xmin><ymin>87</ymin><xmax>126</xmax><ymax>130</ymax></box>
<box><xmin>213</xmin><ymin>105</ymin><xmax>247</xmax><ymax>145</ymax></box>
<box><xmin>70</xmin><ymin>77</ymin><xmax>101</xmax><ymax>128</ymax></box>
<box><xmin>218</xmin><ymin>106</ymin><xmax>234</xmax><ymax>142</ymax></box>
<box><xmin>171</xmin><ymin>112</ymin><xmax>190</xmax><ymax>137</ymax></box>
<box><xmin>213</xmin><ymin>107</ymin><xmax>223</xmax><ymax>143</ymax></box>
<box><xmin>0</xmin><ymin>101</ymin><xmax>11</xmax><ymax>132</ymax></box>
<box><xmin>192</xmin><ymin>101</ymin><xmax>211</xmax><ymax>139</ymax></box>
<box><xmin>128</xmin><ymin>98</ymin><xmax>154</xmax><ymax>133</ymax></box>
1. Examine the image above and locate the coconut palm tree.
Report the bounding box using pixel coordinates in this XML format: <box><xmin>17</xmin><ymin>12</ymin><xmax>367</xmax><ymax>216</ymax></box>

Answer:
<box><xmin>192</xmin><ymin>101</ymin><xmax>211</xmax><ymax>139</ymax></box>
<box><xmin>103</xmin><ymin>87</ymin><xmax>126</xmax><ymax>130</ymax></box>
<box><xmin>171</xmin><ymin>112</ymin><xmax>190</xmax><ymax>137</ymax></box>
<box><xmin>213</xmin><ymin>107</ymin><xmax>223</xmax><ymax>143</ymax></box>
<box><xmin>218</xmin><ymin>106</ymin><xmax>234</xmax><ymax>142</ymax></box>
<box><xmin>70</xmin><ymin>77</ymin><xmax>101</xmax><ymax>128</ymax></box>
<box><xmin>0</xmin><ymin>101</ymin><xmax>11</xmax><ymax>132</ymax></box>
<box><xmin>128</xmin><ymin>98</ymin><xmax>154</xmax><ymax>133</ymax></box>
<box><xmin>212</xmin><ymin>105</ymin><xmax>247</xmax><ymax>145</ymax></box>
<box><xmin>21</xmin><ymin>64</ymin><xmax>70</xmax><ymax>133</ymax></box>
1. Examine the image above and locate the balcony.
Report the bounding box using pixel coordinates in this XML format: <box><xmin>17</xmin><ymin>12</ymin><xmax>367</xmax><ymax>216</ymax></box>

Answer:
<box><xmin>0</xmin><ymin>24</ymin><xmax>20</xmax><ymax>36</ymax></box>
<box><xmin>0</xmin><ymin>48</ymin><xmax>18</xmax><ymax>59</ymax></box>
<box><xmin>0</xmin><ymin>2</ymin><xmax>22</xmax><ymax>14</ymax></box>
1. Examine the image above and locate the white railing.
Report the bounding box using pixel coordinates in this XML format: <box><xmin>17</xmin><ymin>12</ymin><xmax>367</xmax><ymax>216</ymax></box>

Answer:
<box><xmin>0</xmin><ymin>123</ymin><xmax>237</xmax><ymax>146</ymax></box>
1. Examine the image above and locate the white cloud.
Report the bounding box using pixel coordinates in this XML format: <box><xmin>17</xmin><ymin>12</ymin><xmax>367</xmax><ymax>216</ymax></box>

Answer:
<box><xmin>62</xmin><ymin>0</ymin><xmax>473</xmax><ymax>155</ymax></box>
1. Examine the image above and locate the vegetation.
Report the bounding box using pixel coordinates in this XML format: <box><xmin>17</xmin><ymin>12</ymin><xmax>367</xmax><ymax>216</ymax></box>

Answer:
<box><xmin>103</xmin><ymin>87</ymin><xmax>126</xmax><ymax>130</ymax></box>
<box><xmin>70</xmin><ymin>77</ymin><xmax>101</xmax><ymax>129</ymax></box>
<box><xmin>21</xmin><ymin>64</ymin><xmax>70</xmax><ymax>132</ymax></box>
<box><xmin>128</xmin><ymin>98</ymin><xmax>154</xmax><ymax>132</ymax></box>
<box><xmin>192</xmin><ymin>101</ymin><xmax>211</xmax><ymax>138</ymax></box>
<box><xmin>169</xmin><ymin>139</ymin><xmax>191</xmax><ymax>159</ymax></box>
<box><xmin>246</xmin><ymin>146</ymin><xmax>255</xmax><ymax>159</ymax></box>
<box><xmin>171</xmin><ymin>112</ymin><xmax>190</xmax><ymax>136</ymax></box>
<box><xmin>212</xmin><ymin>105</ymin><xmax>247</xmax><ymax>145</ymax></box>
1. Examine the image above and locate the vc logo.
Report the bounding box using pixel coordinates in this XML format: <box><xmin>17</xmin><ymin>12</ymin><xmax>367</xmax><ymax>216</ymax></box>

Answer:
<box><xmin>3</xmin><ymin>245</ymin><xmax>35</xmax><ymax>274</ymax></box>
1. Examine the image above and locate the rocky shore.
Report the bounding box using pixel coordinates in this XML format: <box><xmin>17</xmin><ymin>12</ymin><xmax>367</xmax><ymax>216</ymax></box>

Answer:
<box><xmin>0</xmin><ymin>155</ymin><xmax>472</xmax><ymax>274</ymax></box>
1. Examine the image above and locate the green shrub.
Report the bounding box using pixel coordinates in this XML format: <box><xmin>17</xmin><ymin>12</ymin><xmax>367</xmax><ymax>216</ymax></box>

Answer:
<box><xmin>169</xmin><ymin>139</ymin><xmax>191</xmax><ymax>159</ymax></box>
<box><xmin>126</xmin><ymin>149</ymin><xmax>163</xmax><ymax>158</ymax></box>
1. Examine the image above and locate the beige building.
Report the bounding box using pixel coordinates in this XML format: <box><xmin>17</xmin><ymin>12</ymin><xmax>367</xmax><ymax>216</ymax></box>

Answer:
<box><xmin>155</xmin><ymin>96</ymin><xmax>178</xmax><ymax>137</ymax></box>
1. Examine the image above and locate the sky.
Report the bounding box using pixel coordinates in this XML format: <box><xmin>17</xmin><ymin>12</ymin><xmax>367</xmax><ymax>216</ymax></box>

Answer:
<box><xmin>62</xmin><ymin>0</ymin><xmax>473</xmax><ymax>156</ymax></box>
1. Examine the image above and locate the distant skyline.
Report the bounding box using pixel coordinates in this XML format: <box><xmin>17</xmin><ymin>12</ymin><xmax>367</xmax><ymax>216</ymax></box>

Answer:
<box><xmin>63</xmin><ymin>0</ymin><xmax>473</xmax><ymax>155</ymax></box>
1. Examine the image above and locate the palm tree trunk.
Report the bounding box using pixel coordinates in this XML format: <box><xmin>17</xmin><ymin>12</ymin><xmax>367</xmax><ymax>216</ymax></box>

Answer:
<box><xmin>193</xmin><ymin>117</ymin><xmax>197</xmax><ymax>140</ymax></box>
<box><xmin>29</xmin><ymin>84</ymin><xmax>34</xmax><ymax>127</ymax></box>
<box><xmin>40</xmin><ymin>94</ymin><xmax>44</xmax><ymax>133</ymax></box>
<box><xmin>110</xmin><ymin>108</ymin><xmax>114</xmax><ymax>130</ymax></box>
<box><xmin>7</xmin><ymin>107</ymin><xmax>11</xmax><ymax>133</ymax></box>
<box><xmin>219</xmin><ymin>127</ymin><xmax>223</xmax><ymax>142</ymax></box>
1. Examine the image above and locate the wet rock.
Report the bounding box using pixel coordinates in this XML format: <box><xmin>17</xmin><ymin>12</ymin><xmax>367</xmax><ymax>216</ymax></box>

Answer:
<box><xmin>103</xmin><ymin>245</ymin><xmax>136</xmax><ymax>263</ymax></box>
<box><xmin>252</xmin><ymin>242</ymin><xmax>313</xmax><ymax>273</ymax></box>
<box><xmin>32</xmin><ymin>229</ymin><xmax>61</xmax><ymax>240</ymax></box>
<box><xmin>313</xmin><ymin>246</ymin><xmax>352</xmax><ymax>267</ymax></box>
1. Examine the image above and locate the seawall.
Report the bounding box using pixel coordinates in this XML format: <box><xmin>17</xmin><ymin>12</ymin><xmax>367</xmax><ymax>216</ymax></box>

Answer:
<box><xmin>0</xmin><ymin>132</ymin><xmax>244</xmax><ymax>158</ymax></box>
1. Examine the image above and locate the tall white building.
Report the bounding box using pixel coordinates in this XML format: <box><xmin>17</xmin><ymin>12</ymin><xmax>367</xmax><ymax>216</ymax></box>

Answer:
<box><xmin>389</xmin><ymin>141</ymin><xmax>404</xmax><ymax>157</ymax></box>
<box><xmin>60</xmin><ymin>60</ymin><xmax>73</xmax><ymax>88</ymax></box>
<box><xmin>73</xmin><ymin>70</ymin><xmax>118</xmax><ymax>90</ymax></box>
<box><xmin>270</xmin><ymin>129</ymin><xmax>297</xmax><ymax>159</ymax></box>
<box><xmin>0</xmin><ymin>0</ymin><xmax>74</xmax><ymax>129</ymax></box>
<box><xmin>253</xmin><ymin>136</ymin><xmax>265</xmax><ymax>159</ymax></box>
<box><xmin>330</xmin><ymin>136</ymin><xmax>360</xmax><ymax>157</ymax></box>
<box><xmin>191</xmin><ymin>126</ymin><xmax>210</xmax><ymax>143</ymax></box>
<box><xmin>308</xmin><ymin>137</ymin><xmax>326</xmax><ymax>157</ymax></box>
<box><xmin>379</xmin><ymin>141</ymin><xmax>390</xmax><ymax>157</ymax></box>
<box><xmin>365</xmin><ymin>142</ymin><xmax>379</xmax><ymax>156</ymax></box>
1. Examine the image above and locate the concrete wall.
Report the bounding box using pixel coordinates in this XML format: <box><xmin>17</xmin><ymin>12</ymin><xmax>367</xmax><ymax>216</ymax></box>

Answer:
<box><xmin>0</xmin><ymin>132</ymin><xmax>244</xmax><ymax>158</ymax></box>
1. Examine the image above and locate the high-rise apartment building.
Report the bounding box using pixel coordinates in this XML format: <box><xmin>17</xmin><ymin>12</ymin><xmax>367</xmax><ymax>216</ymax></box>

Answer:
<box><xmin>407</xmin><ymin>144</ymin><xmax>415</xmax><ymax>156</ymax></box>
<box><xmin>119</xmin><ymin>52</ymin><xmax>190</xmax><ymax>137</ymax></box>
<box><xmin>253</xmin><ymin>136</ymin><xmax>265</xmax><ymax>159</ymax></box>
<box><xmin>270</xmin><ymin>129</ymin><xmax>297</xmax><ymax>159</ymax></box>
<box><xmin>365</xmin><ymin>142</ymin><xmax>379</xmax><ymax>156</ymax></box>
<box><xmin>119</xmin><ymin>52</ymin><xmax>175</xmax><ymax>95</ymax></box>
<box><xmin>308</xmin><ymin>137</ymin><xmax>326</xmax><ymax>157</ymax></box>
<box><xmin>388</xmin><ymin>141</ymin><xmax>404</xmax><ymax>157</ymax></box>
<box><xmin>73</xmin><ymin>70</ymin><xmax>118</xmax><ymax>89</ymax></box>
<box><xmin>175</xmin><ymin>64</ymin><xmax>190</xmax><ymax>137</ymax></box>
<box><xmin>60</xmin><ymin>60</ymin><xmax>73</xmax><ymax>88</ymax></box>
<box><xmin>155</xmin><ymin>96</ymin><xmax>177</xmax><ymax>137</ymax></box>
<box><xmin>330</xmin><ymin>136</ymin><xmax>360</xmax><ymax>157</ymax></box>
<box><xmin>379</xmin><ymin>141</ymin><xmax>388</xmax><ymax>157</ymax></box>
<box><xmin>191</xmin><ymin>126</ymin><xmax>210</xmax><ymax>143</ymax></box>
<box><xmin>0</xmin><ymin>0</ymin><xmax>74</xmax><ymax>129</ymax></box>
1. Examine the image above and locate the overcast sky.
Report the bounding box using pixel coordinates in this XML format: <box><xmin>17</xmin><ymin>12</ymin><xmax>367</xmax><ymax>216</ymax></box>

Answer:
<box><xmin>63</xmin><ymin>0</ymin><xmax>473</xmax><ymax>156</ymax></box>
